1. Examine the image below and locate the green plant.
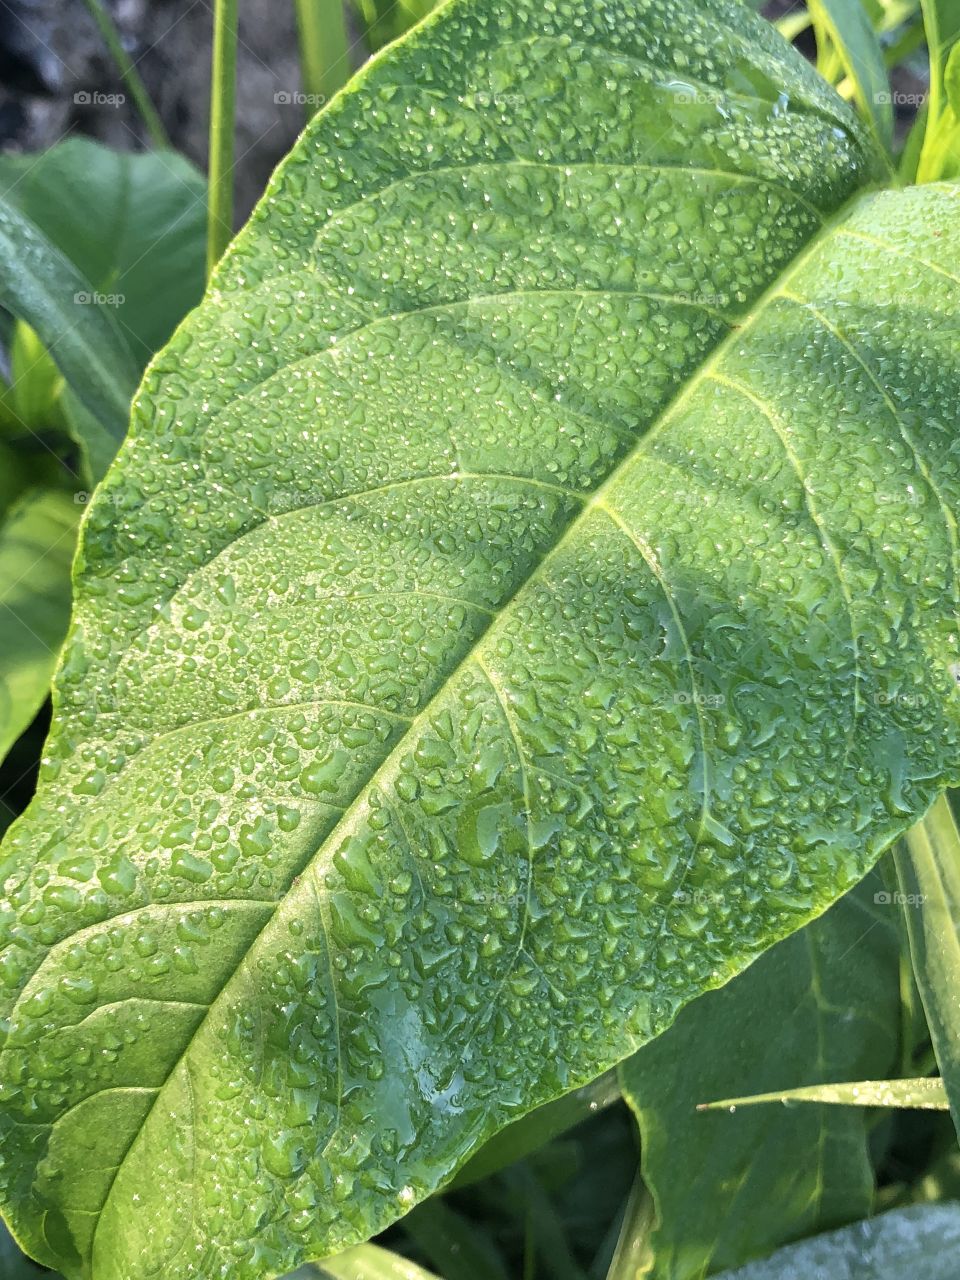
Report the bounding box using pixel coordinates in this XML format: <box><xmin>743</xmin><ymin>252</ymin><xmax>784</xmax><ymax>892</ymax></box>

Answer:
<box><xmin>0</xmin><ymin>141</ymin><xmax>206</xmax><ymax>780</ymax></box>
<box><xmin>2</xmin><ymin>0</ymin><xmax>960</xmax><ymax>1278</ymax></box>
<box><xmin>295</xmin><ymin>0</ymin><xmax>351</xmax><ymax>109</ymax></box>
<box><xmin>207</xmin><ymin>0</ymin><xmax>241</xmax><ymax>276</ymax></box>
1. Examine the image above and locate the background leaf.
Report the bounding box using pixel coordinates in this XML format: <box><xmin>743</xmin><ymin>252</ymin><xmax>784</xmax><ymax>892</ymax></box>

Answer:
<box><xmin>0</xmin><ymin>141</ymin><xmax>207</xmax><ymax>370</ymax></box>
<box><xmin>894</xmin><ymin>794</ymin><xmax>960</xmax><ymax>1140</ymax></box>
<box><xmin>0</xmin><ymin>1218</ymin><xmax>58</xmax><ymax>1278</ymax></box>
<box><xmin>809</xmin><ymin>0</ymin><xmax>895</xmax><ymax>148</ymax></box>
<box><xmin>918</xmin><ymin>0</ymin><xmax>960</xmax><ymax>176</ymax></box>
<box><xmin>0</xmin><ymin>490</ymin><xmax>81</xmax><ymax>763</ymax></box>
<box><xmin>451</xmin><ymin>1070</ymin><xmax>621</xmax><ymax>1189</ymax></box>
<box><xmin>0</xmin><ymin>199</ymin><xmax>137</xmax><ymax>482</ymax></box>
<box><xmin>402</xmin><ymin>1200</ymin><xmax>510</xmax><ymax>1280</ymax></box>
<box><xmin>699</xmin><ymin>1076</ymin><xmax>949</xmax><ymax>1110</ymax></box>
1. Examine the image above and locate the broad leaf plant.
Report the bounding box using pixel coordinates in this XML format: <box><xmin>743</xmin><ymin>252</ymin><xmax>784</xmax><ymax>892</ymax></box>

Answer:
<box><xmin>1</xmin><ymin>0</ymin><xmax>959</xmax><ymax>1276</ymax></box>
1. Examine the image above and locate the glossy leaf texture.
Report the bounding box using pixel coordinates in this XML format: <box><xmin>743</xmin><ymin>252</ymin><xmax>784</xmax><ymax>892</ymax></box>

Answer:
<box><xmin>619</xmin><ymin>872</ymin><xmax>902</xmax><ymax>1279</ymax></box>
<box><xmin>712</xmin><ymin>1203</ymin><xmax>960</xmax><ymax>1280</ymax></box>
<box><xmin>1</xmin><ymin>0</ymin><xmax>959</xmax><ymax>1277</ymax></box>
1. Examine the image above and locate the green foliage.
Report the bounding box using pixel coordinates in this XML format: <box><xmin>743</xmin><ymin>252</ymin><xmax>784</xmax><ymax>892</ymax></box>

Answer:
<box><xmin>294</xmin><ymin>0</ymin><xmax>351</xmax><ymax>107</ymax></box>
<box><xmin>0</xmin><ymin>140</ymin><xmax>208</xmax><ymax>777</ymax></box>
<box><xmin>619</xmin><ymin>871</ymin><xmax>902</xmax><ymax>1278</ymax></box>
<box><xmin>895</xmin><ymin>795</ymin><xmax>960</xmax><ymax>1140</ymax></box>
<box><xmin>0</xmin><ymin>1</ymin><xmax>958</xmax><ymax>1278</ymax></box>
<box><xmin>207</xmin><ymin>0</ymin><xmax>240</xmax><ymax>276</ymax></box>
<box><xmin>912</xmin><ymin>0</ymin><xmax>960</xmax><ymax>176</ymax></box>
<box><xmin>810</xmin><ymin>0</ymin><xmax>895</xmax><ymax>148</ymax></box>
<box><xmin>0</xmin><ymin>490</ymin><xmax>81</xmax><ymax>763</ymax></box>
<box><xmin>1</xmin><ymin>0</ymin><xmax>959</xmax><ymax>1274</ymax></box>
<box><xmin>350</xmin><ymin>0</ymin><xmax>438</xmax><ymax>51</ymax></box>
<box><xmin>0</xmin><ymin>199</ymin><xmax>136</xmax><ymax>482</ymax></box>
<box><xmin>0</xmin><ymin>141</ymin><xmax>207</xmax><ymax>369</ymax></box>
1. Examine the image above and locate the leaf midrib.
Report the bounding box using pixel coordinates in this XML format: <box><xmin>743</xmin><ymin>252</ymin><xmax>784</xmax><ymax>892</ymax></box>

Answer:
<box><xmin>89</xmin><ymin>181</ymin><xmax>878</xmax><ymax>1265</ymax></box>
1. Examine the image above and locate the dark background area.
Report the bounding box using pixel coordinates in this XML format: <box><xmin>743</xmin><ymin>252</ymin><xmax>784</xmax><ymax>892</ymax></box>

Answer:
<box><xmin>1</xmin><ymin>0</ymin><xmax>332</xmax><ymax>218</ymax></box>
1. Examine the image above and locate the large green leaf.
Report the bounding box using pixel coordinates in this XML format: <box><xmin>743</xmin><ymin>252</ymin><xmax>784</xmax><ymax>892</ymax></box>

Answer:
<box><xmin>0</xmin><ymin>141</ymin><xmax>207</xmax><ymax>369</ymax></box>
<box><xmin>1</xmin><ymin>0</ymin><xmax>959</xmax><ymax>1277</ymax></box>
<box><xmin>712</xmin><ymin>1203</ymin><xmax>960</xmax><ymax>1279</ymax></box>
<box><xmin>619</xmin><ymin>873</ymin><xmax>902</xmax><ymax>1279</ymax></box>
<box><xmin>0</xmin><ymin>490</ymin><xmax>81</xmax><ymax>762</ymax></box>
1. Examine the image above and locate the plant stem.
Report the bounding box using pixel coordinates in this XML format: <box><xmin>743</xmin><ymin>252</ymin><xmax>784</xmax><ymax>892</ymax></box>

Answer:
<box><xmin>896</xmin><ymin>792</ymin><xmax>960</xmax><ymax>1141</ymax></box>
<box><xmin>293</xmin><ymin>0</ymin><xmax>351</xmax><ymax>113</ymax></box>
<box><xmin>207</xmin><ymin>0</ymin><xmax>240</xmax><ymax>279</ymax></box>
<box><xmin>80</xmin><ymin>0</ymin><xmax>169</xmax><ymax>149</ymax></box>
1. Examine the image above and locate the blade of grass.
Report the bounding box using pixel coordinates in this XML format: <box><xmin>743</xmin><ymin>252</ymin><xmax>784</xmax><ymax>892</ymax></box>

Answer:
<box><xmin>293</xmin><ymin>0</ymin><xmax>351</xmax><ymax>113</ymax></box>
<box><xmin>809</xmin><ymin>0</ymin><xmax>894</xmax><ymax>150</ymax></box>
<box><xmin>697</xmin><ymin>1077</ymin><xmax>949</xmax><ymax>1111</ymax></box>
<box><xmin>207</xmin><ymin>0</ymin><xmax>239</xmax><ymax>278</ymax></box>
<box><xmin>80</xmin><ymin>0</ymin><xmax>169</xmax><ymax>149</ymax></box>
<box><xmin>895</xmin><ymin>793</ymin><xmax>960</xmax><ymax>1142</ymax></box>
